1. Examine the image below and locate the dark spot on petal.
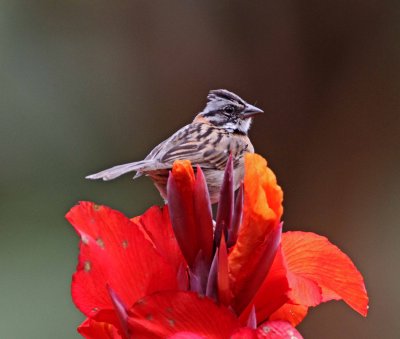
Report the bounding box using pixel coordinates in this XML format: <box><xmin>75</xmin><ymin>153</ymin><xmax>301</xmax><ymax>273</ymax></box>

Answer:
<box><xmin>84</xmin><ymin>261</ymin><xmax>91</xmax><ymax>272</ymax></box>
<box><xmin>96</xmin><ymin>237</ymin><xmax>105</xmax><ymax>248</ymax></box>
<box><xmin>122</xmin><ymin>240</ymin><xmax>129</xmax><ymax>248</ymax></box>
<box><xmin>165</xmin><ymin>307</ymin><xmax>173</xmax><ymax>314</ymax></box>
<box><xmin>167</xmin><ymin>319</ymin><xmax>175</xmax><ymax>327</ymax></box>
<box><xmin>93</xmin><ymin>204</ymin><xmax>101</xmax><ymax>211</ymax></box>
<box><xmin>136</xmin><ymin>298</ymin><xmax>145</xmax><ymax>305</ymax></box>
<box><xmin>145</xmin><ymin>314</ymin><xmax>153</xmax><ymax>321</ymax></box>
<box><xmin>262</xmin><ymin>326</ymin><xmax>271</xmax><ymax>333</ymax></box>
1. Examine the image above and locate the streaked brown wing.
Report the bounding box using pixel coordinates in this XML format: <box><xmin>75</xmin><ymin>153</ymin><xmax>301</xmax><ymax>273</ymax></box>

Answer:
<box><xmin>143</xmin><ymin>122</ymin><xmax>249</xmax><ymax>171</ymax></box>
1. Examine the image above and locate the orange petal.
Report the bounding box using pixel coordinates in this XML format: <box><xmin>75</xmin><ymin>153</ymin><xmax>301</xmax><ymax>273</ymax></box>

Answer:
<box><xmin>78</xmin><ymin>316</ymin><xmax>122</xmax><ymax>339</ymax></box>
<box><xmin>244</xmin><ymin>153</ymin><xmax>283</xmax><ymax>221</ymax></box>
<box><xmin>228</xmin><ymin>154</ymin><xmax>283</xmax><ymax>312</ymax></box>
<box><xmin>286</xmin><ymin>271</ymin><xmax>322</xmax><ymax>307</ymax></box>
<box><xmin>269</xmin><ymin>304</ymin><xmax>308</xmax><ymax>327</ymax></box>
<box><xmin>281</xmin><ymin>231</ymin><xmax>369</xmax><ymax>316</ymax></box>
<box><xmin>172</xmin><ymin>160</ymin><xmax>196</xmax><ymax>187</ymax></box>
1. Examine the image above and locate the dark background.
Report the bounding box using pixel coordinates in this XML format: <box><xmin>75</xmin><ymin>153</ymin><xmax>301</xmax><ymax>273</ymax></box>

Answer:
<box><xmin>1</xmin><ymin>1</ymin><xmax>399</xmax><ymax>338</ymax></box>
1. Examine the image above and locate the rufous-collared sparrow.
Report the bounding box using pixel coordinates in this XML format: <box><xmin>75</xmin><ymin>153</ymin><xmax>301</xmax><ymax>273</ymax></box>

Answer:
<box><xmin>86</xmin><ymin>89</ymin><xmax>263</xmax><ymax>203</ymax></box>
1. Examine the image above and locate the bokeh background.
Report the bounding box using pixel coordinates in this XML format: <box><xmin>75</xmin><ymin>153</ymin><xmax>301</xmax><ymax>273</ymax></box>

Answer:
<box><xmin>1</xmin><ymin>1</ymin><xmax>399</xmax><ymax>338</ymax></box>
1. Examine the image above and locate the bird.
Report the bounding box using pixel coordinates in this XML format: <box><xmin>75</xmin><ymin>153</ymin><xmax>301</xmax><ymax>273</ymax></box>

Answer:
<box><xmin>86</xmin><ymin>89</ymin><xmax>263</xmax><ymax>203</ymax></box>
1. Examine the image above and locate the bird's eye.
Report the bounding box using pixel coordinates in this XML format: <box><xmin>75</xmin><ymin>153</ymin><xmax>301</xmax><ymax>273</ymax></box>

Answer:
<box><xmin>224</xmin><ymin>105</ymin><xmax>235</xmax><ymax>114</ymax></box>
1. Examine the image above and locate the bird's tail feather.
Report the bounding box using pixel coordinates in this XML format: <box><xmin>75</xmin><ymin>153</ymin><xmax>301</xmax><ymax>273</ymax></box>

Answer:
<box><xmin>85</xmin><ymin>160</ymin><xmax>153</xmax><ymax>181</ymax></box>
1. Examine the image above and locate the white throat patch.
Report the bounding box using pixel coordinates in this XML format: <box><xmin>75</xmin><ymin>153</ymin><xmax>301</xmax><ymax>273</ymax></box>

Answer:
<box><xmin>237</xmin><ymin>118</ymin><xmax>252</xmax><ymax>134</ymax></box>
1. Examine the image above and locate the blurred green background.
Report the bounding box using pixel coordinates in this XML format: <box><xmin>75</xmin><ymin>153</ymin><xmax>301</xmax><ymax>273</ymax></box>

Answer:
<box><xmin>1</xmin><ymin>1</ymin><xmax>399</xmax><ymax>338</ymax></box>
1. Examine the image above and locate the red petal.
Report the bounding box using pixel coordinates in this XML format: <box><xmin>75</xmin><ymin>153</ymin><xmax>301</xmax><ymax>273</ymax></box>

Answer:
<box><xmin>189</xmin><ymin>251</ymin><xmax>209</xmax><ymax>294</ymax></box>
<box><xmin>240</xmin><ymin>246</ymin><xmax>289</xmax><ymax>324</ymax></box>
<box><xmin>231</xmin><ymin>328</ymin><xmax>258</xmax><ymax>338</ymax></box>
<box><xmin>228</xmin><ymin>154</ymin><xmax>283</xmax><ymax>313</ymax></box>
<box><xmin>167</xmin><ymin>164</ymin><xmax>197</xmax><ymax>266</ymax></box>
<box><xmin>282</xmin><ymin>231</ymin><xmax>369</xmax><ymax>316</ymax></box>
<box><xmin>256</xmin><ymin>320</ymin><xmax>303</xmax><ymax>338</ymax></box>
<box><xmin>231</xmin><ymin>223</ymin><xmax>283</xmax><ymax>315</ymax></box>
<box><xmin>231</xmin><ymin>320</ymin><xmax>304</xmax><ymax>339</ymax></box>
<box><xmin>128</xmin><ymin>291</ymin><xmax>241</xmax><ymax>338</ymax></box>
<box><xmin>228</xmin><ymin>183</ymin><xmax>244</xmax><ymax>248</ymax></box>
<box><xmin>286</xmin><ymin>271</ymin><xmax>322</xmax><ymax>307</ymax></box>
<box><xmin>168</xmin><ymin>161</ymin><xmax>215</xmax><ymax>268</ymax></box>
<box><xmin>205</xmin><ymin>250</ymin><xmax>218</xmax><ymax>299</ymax></box>
<box><xmin>132</xmin><ymin>205</ymin><xmax>186</xmax><ymax>269</ymax></box>
<box><xmin>215</xmin><ymin>155</ymin><xmax>234</xmax><ymax>248</ymax></box>
<box><xmin>66</xmin><ymin>202</ymin><xmax>178</xmax><ymax>316</ymax></box>
<box><xmin>269</xmin><ymin>304</ymin><xmax>308</xmax><ymax>327</ymax></box>
<box><xmin>194</xmin><ymin>166</ymin><xmax>214</xmax><ymax>265</ymax></box>
<box><xmin>77</xmin><ymin>317</ymin><xmax>122</xmax><ymax>339</ymax></box>
<box><xmin>168</xmin><ymin>333</ymin><xmax>206</xmax><ymax>339</ymax></box>
<box><xmin>218</xmin><ymin>234</ymin><xmax>232</xmax><ymax>305</ymax></box>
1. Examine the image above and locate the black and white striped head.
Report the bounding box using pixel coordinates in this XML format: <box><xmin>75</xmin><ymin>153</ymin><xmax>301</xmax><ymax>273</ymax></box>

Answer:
<box><xmin>199</xmin><ymin>89</ymin><xmax>263</xmax><ymax>134</ymax></box>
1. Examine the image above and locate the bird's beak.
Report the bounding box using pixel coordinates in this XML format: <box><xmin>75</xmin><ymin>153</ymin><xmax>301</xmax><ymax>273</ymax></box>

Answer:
<box><xmin>241</xmin><ymin>103</ymin><xmax>264</xmax><ymax>118</ymax></box>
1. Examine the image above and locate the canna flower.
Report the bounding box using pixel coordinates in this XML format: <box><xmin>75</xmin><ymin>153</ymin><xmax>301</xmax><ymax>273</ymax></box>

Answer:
<box><xmin>66</xmin><ymin>153</ymin><xmax>368</xmax><ymax>338</ymax></box>
<box><xmin>66</xmin><ymin>202</ymin><xmax>186</xmax><ymax>338</ymax></box>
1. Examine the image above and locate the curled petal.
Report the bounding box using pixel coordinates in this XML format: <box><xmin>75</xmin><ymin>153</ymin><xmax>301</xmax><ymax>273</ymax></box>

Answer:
<box><xmin>205</xmin><ymin>250</ymin><xmax>218</xmax><ymax>300</ymax></box>
<box><xmin>243</xmin><ymin>153</ymin><xmax>283</xmax><ymax>221</ymax></box>
<box><xmin>193</xmin><ymin>166</ymin><xmax>214</xmax><ymax>265</ymax></box>
<box><xmin>78</xmin><ymin>317</ymin><xmax>122</xmax><ymax>339</ymax></box>
<box><xmin>167</xmin><ymin>163</ymin><xmax>198</xmax><ymax>266</ymax></box>
<box><xmin>282</xmin><ymin>231</ymin><xmax>369</xmax><ymax>316</ymax></box>
<box><xmin>189</xmin><ymin>251</ymin><xmax>209</xmax><ymax>294</ymax></box>
<box><xmin>228</xmin><ymin>183</ymin><xmax>244</xmax><ymax>248</ymax></box>
<box><xmin>215</xmin><ymin>155</ymin><xmax>234</xmax><ymax>249</ymax></box>
<box><xmin>232</xmin><ymin>223</ymin><xmax>283</xmax><ymax>315</ymax></box>
<box><xmin>168</xmin><ymin>161</ymin><xmax>214</xmax><ymax>268</ymax></box>
<box><xmin>240</xmin><ymin>246</ymin><xmax>289</xmax><ymax>324</ymax></box>
<box><xmin>218</xmin><ymin>234</ymin><xmax>232</xmax><ymax>306</ymax></box>
<box><xmin>228</xmin><ymin>154</ymin><xmax>283</xmax><ymax>313</ymax></box>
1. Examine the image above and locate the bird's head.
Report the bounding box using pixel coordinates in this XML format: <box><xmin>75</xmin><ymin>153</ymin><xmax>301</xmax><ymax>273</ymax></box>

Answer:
<box><xmin>197</xmin><ymin>89</ymin><xmax>263</xmax><ymax>134</ymax></box>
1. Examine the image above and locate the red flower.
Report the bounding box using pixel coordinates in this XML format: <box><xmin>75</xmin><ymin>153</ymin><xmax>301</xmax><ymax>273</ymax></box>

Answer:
<box><xmin>66</xmin><ymin>153</ymin><xmax>368</xmax><ymax>338</ymax></box>
<box><xmin>66</xmin><ymin>203</ymin><xmax>186</xmax><ymax>337</ymax></box>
